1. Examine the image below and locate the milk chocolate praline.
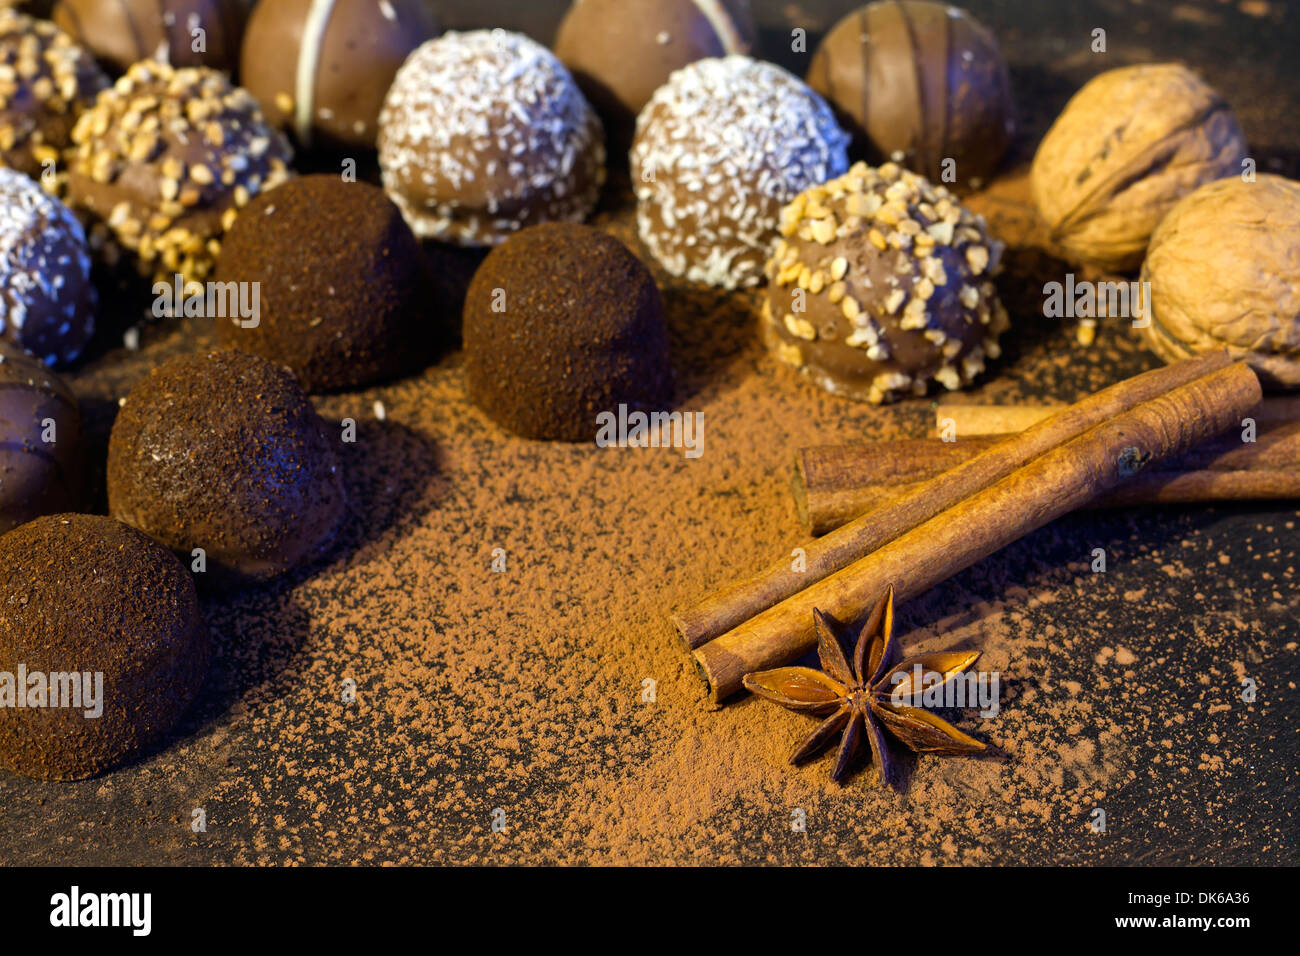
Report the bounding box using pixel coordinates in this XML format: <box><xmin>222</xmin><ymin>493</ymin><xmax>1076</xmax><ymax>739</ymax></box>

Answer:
<box><xmin>554</xmin><ymin>0</ymin><xmax>755</xmax><ymax>158</ymax></box>
<box><xmin>465</xmin><ymin>222</ymin><xmax>671</xmax><ymax>441</ymax></box>
<box><xmin>107</xmin><ymin>349</ymin><xmax>345</xmax><ymax>586</ymax></box>
<box><xmin>215</xmin><ymin>174</ymin><xmax>436</xmax><ymax>392</ymax></box>
<box><xmin>808</xmin><ymin>1</ymin><xmax>1014</xmax><ymax>191</ymax></box>
<box><xmin>0</xmin><ymin>513</ymin><xmax>208</xmax><ymax>781</ymax></box>
<box><xmin>242</xmin><ymin>0</ymin><xmax>439</xmax><ymax>151</ymax></box>
<box><xmin>762</xmin><ymin>161</ymin><xmax>1008</xmax><ymax>404</ymax></box>
<box><xmin>52</xmin><ymin>0</ymin><xmax>248</xmax><ymax>74</ymax></box>
<box><xmin>0</xmin><ymin>343</ymin><xmax>81</xmax><ymax>534</ymax></box>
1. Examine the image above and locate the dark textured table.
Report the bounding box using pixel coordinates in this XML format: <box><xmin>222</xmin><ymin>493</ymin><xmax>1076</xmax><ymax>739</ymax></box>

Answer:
<box><xmin>2</xmin><ymin>0</ymin><xmax>1296</xmax><ymax>866</ymax></box>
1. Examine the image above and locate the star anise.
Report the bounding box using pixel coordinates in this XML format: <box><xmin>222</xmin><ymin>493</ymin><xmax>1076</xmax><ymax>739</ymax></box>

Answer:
<box><xmin>742</xmin><ymin>585</ymin><xmax>986</xmax><ymax>790</ymax></box>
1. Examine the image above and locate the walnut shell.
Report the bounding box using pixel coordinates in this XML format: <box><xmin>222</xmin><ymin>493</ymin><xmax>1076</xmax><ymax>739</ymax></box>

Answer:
<box><xmin>1141</xmin><ymin>174</ymin><xmax>1300</xmax><ymax>389</ymax></box>
<box><xmin>1031</xmin><ymin>64</ymin><xmax>1247</xmax><ymax>272</ymax></box>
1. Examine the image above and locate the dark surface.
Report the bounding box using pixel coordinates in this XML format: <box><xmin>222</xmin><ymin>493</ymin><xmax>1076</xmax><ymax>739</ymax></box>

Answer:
<box><xmin>0</xmin><ymin>0</ymin><xmax>1296</xmax><ymax>865</ymax></box>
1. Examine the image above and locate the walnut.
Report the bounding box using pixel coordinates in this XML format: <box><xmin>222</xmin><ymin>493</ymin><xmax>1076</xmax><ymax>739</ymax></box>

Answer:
<box><xmin>1031</xmin><ymin>64</ymin><xmax>1247</xmax><ymax>272</ymax></box>
<box><xmin>1140</xmin><ymin>174</ymin><xmax>1300</xmax><ymax>389</ymax></box>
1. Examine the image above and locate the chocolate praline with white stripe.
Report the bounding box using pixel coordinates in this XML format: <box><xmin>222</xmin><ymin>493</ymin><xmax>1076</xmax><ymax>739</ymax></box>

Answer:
<box><xmin>554</xmin><ymin>0</ymin><xmax>755</xmax><ymax>157</ymax></box>
<box><xmin>378</xmin><ymin>30</ymin><xmax>605</xmax><ymax>247</ymax></box>
<box><xmin>241</xmin><ymin>0</ymin><xmax>439</xmax><ymax>152</ymax></box>
<box><xmin>0</xmin><ymin>167</ymin><xmax>95</xmax><ymax>367</ymax></box>
<box><xmin>630</xmin><ymin>55</ymin><xmax>849</xmax><ymax>290</ymax></box>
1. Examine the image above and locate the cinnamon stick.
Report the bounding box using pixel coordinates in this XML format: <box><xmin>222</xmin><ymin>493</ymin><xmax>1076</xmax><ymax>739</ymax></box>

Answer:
<box><xmin>932</xmin><ymin>396</ymin><xmax>1300</xmax><ymax>438</ymax></box>
<box><xmin>670</xmin><ymin>351</ymin><xmax>1235</xmax><ymax>651</ymax></box>
<box><xmin>693</xmin><ymin>361</ymin><xmax>1262</xmax><ymax>702</ymax></box>
<box><xmin>796</xmin><ymin>420</ymin><xmax>1300</xmax><ymax>534</ymax></box>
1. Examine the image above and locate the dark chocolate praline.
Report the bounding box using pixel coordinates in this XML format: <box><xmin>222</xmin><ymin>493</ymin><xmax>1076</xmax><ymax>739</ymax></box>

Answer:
<box><xmin>464</xmin><ymin>222</ymin><xmax>672</xmax><ymax>442</ymax></box>
<box><xmin>107</xmin><ymin>349</ymin><xmax>345</xmax><ymax>586</ymax></box>
<box><xmin>0</xmin><ymin>513</ymin><xmax>208</xmax><ymax>781</ymax></box>
<box><xmin>0</xmin><ymin>343</ymin><xmax>81</xmax><ymax>534</ymax></box>
<box><xmin>215</xmin><ymin>174</ymin><xmax>436</xmax><ymax>392</ymax></box>
<box><xmin>807</xmin><ymin>1</ymin><xmax>1014</xmax><ymax>191</ymax></box>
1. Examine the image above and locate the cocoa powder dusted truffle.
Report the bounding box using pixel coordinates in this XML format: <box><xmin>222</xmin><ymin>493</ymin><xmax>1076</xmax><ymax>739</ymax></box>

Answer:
<box><xmin>807</xmin><ymin>1</ymin><xmax>1014</xmax><ymax>190</ymax></box>
<box><xmin>0</xmin><ymin>167</ymin><xmax>95</xmax><ymax>366</ymax></box>
<box><xmin>64</xmin><ymin>60</ymin><xmax>293</xmax><ymax>286</ymax></box>
<box><xmin>762</xmin><ymin>161</ymin><xmax>1008</xmax><ymax>404</ymax></box>
<box><xmin>0</xmin><ymin>9</ymin><xmax>107</xmax><ymax>178</ymax></box>
<box><xmin>0</xmin><ymin>342</ymin><xmax>80</xmax><ymax>534</ymax></box>
<box><xmin>241</xmin><ymin>0</ymin><xmax>439</xmax><ymax>151</ymax></box>
<box><xmin>630</xmin><ymin>56</ymin><xmax>850</xmax><ymax>290</ymax></box>
<box><xmin>107</xmin><ymin>349</ymin><xmax>345</xmax><ymax>586</ymax></box>
<box><xmin>52</xmin><ymin>0</ymin><xmax>248</xmax><ymax>74</ymax></box>
<box><xmin>378</xmin><ymin>29</ymin><xmax>605</xmax><ymax>246</ymax></box>
<box><xmin>554</xmin><ymin>0</ymin><xmax>755</xmax><ymax>157</ymax></box>
<box><xmin>1141</xmin><ymin>175</ymin><xmax>1300</xmax><ymax>388</ymax></box>
<box><xmin>0</xmin><ymin>513</ymin><xmax>208</xmax><ymax>781</ymax></box>
<box><xmin>215</xmin><ymin>174</ymin><xmax>436</xmax><ymax>392</ymax></box>
<box><xmin>1032</xmin><ymin>64</ymin><xmax>1247</xmax><ymax>272</ymax></box>
<box><xmin>464</xmin><ymin>222</ymin><xmax>672</xmax><ymax>441</ymax></box>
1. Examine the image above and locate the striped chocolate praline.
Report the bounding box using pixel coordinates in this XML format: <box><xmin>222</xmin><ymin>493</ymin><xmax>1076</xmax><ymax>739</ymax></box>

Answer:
<box><xmin>807</xmin><ymin>1</ymin><xmax>1014</xmax><ymax>191</ymax></box>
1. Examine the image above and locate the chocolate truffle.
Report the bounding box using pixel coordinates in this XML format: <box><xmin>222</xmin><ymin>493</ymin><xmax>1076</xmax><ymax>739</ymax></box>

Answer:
<box><xmin>0</xmin><ymin>513</ymin><xmax>208</xmax><ymax>781</ymax></box>
<box><xmin>0</xmin><ymin>343</ymin><xmax>80</xmax><ymax>534</ymax></box>
<box><xmin>215</xmin><ymin>174</ymin><xmax>435</xmax><ymax>392</ymax></box>
<box><xmin>554</xmin><ymin>0</ymin><xmax>755</xmax><ymax>157</ymax></box>
<box><xmin>762</xmin><ymin>161</ymin><xmax>1008</xmax><ymax>404</ymax></box>
<box><xmin>378</xmin><ymin>29</ymin><xmax>605</xmax><ymax>246</ymax></box>
<box><xmin>108</xmin><ymin>349</ymin><xmax>345</xmax><ymax>585</ymax></box>
<box><xmin>808</xmin><ymin>1</ymin><xmax>1014</xmax><ymax>191</ymax></box>
<box><xmin>64</xmin><ymin>60</ymin><xmax>293</xmax><ymax>286</ymax></box>
<box><xmin>630</xmin><ymin>55</ymin><xmax>850</xmax><ymax>290</ymax></box>
<box><xmin>241</xmin><ymin>0</ymin><xmax>439</xmax><ymax>151</ymax></box>
<box><xmin>0</xmin><ymin>9</ymin><xmax>107</xmax><ymax>178</ymax></box>
<box><xmin>464</xmin><ymin>222</ymin><xmax>672</xmax><ymax>441</ymax></box>
<box><xmin>52</xmin><ymin>0</ymin><xmax>248</xmax><ymax>74</ymax></box>
<box><xmin>0</xmin><ymin>167</ymin><xmax>95</xmax><ymax>366</ymax></box>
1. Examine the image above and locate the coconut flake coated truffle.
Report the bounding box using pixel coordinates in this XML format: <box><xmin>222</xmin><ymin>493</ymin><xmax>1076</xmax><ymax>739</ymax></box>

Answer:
<box><xmin>215</xmin><ymin>174</ymin><xmax>437</xmax><ymax>392</ymax></box>
<box><xmin>630</xmin><ymin>55</ymin><xmax>850</xmax><ymax>290</ymax></box>
<box><xmin>378</xmin><ymin>29</ymin><xmax>605</xmax><ymax>247</ymax></box>
<box><xmin>52</xmin><ymin>0</ymin><xmax>248</xmax><ymax>74</ymax></box>
<box><xmin>465</xmin><ymin>222</ymin><xmax>672</xmax><ymax>441</ymax></box>
<box><xmin>0</xmin><ymin>513</ymin><xmax>208</xmax><ymax>781</ymax></box>
<box><xmin>0</xmin><ymin>167</ymin><xmax>95</xmax><ymax>366</ymax></box>
<box><xmin>554</xmin><ymin>0</ymin><xmax>755</xmax><ymax>157</ymax></box>
<box><xmin>107</xmin><ymin>349</ymin><xmax>345</xmax><ymax>586</ymax></box>
<box><xmin>762</xmin><ymin>161</ymin><xmax>1008</xmax><ymax>404</ymax></box>
<box><xmin>0</xmin><ymin>9</ymin><xmax>108</xmax><ymax>178</ymax></box>
<box><xmin>64</xmin><ymin>60</ymin><xmax>293</xmax><ymax>286</ymax></box>
<box><xmin>241</xmin><ymin>0</ymin><xmax>439</xmax><ymax>151</ymax></box>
